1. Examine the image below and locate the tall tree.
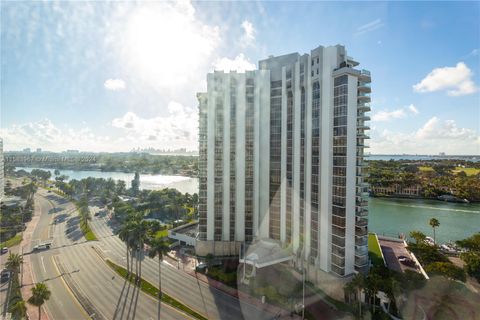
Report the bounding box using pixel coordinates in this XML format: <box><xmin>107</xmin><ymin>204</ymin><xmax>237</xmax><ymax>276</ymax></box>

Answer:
<box><xmin>6</xmin><ymin>253</ymin><xmax>23</xmax><ymax>276</ymax></box>
<box><xmin>429</xmin><ymin>218</ymin><xmax>440</xmax><ymax>244</ymax></box>
<box><xmin>351</xmin><ymin>273</ymin><xmax>365</xmax><ymax>316</ymax></box>
<box><xmin>28</xmin><ymin>283</ymin><xmax>51</xmax><ymax>320</ymax></box>
<box><xmin>148</xmin><ymin>238</ymin><xmax>170</xmax><ymax>320</ymax></box>
<box><xmin>409</xmin><ymin>230</ymin><xmax>426</xmax><ymax>245</ymax></box>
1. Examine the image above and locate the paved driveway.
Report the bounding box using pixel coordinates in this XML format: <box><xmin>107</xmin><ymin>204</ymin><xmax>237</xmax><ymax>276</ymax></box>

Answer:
<box><xmin>379</xmin><ymin>238</ymin><xmax>418</xmax><ymax>273</ymax></box>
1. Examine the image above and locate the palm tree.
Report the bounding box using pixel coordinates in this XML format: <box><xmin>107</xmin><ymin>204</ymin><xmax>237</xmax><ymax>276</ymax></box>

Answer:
<box><xmin>6</xmin><ymin>253</ymin><xmax>23</xmax><ymax>276</ymax></box>
<box><xmin>429</xmin><ymin>218</ymin><xmax>440</xmax><ymax>244</ymax></box>
<box><xmin>343</xmin><ymin>281</ymin><xmax>355</xmax><ymax>304</ymax></box>
<box><xmin>28</xmin><ymin>283</ymin><xmax>51</xmax><ymax>320</ymax></box>
<box><xmin>409</xmin><ymin>230</ymin><xmax>426</xmax><ymax>245</ymax></box>
<box><xmin>351</xmin><ymin>273</ymin><xmax>365</xmax><ymax>316</ymax></box>
<box><xmin>148</xmin><ymin>237</ymin><xmax>170</xmax><ymax>320</ymax></box>
<box><xmin>118</xmin><ymin>221</ymin><xmax>134</xmax><ymax>275</ymax></box>
<box><xmin>9</xmin><ymin>299</ymin><xmax>27</xmax><ymax>319</ymax></box>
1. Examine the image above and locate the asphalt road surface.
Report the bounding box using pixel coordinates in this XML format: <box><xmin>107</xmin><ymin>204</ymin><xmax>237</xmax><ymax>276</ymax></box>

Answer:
<box><xmin>29</xmin><ymin>190</ymin><xmax>189</xmax><ymax>320</ymax></box>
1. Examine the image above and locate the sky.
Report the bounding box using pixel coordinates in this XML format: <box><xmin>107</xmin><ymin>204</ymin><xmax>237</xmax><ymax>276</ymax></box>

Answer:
<box><xmin>1</xmin><ymin>1</ymin><xmax>479</xmax><ymax>155</ymax></box>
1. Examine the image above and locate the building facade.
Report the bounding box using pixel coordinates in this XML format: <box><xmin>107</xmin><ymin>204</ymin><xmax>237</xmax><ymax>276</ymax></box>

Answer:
<box><xmin>196</xmin><ymin>45</ymin><xmax>371</xmax><ymax>277</ymax></box>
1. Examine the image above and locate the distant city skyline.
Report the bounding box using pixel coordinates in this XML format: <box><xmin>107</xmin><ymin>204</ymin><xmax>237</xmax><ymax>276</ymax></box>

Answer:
<box><xmin>1</xmin><ymin>1</ymin><xmax>479</xmax><ymax>155</ymax></box>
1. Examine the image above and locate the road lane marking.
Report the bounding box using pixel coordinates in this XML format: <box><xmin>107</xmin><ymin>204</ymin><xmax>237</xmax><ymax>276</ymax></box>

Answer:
<box><xmin>51</xmin><ymin>255</ymin><xmax>89</xmax><ymax>320</ymax></box>
<box><xmin>41</xmin><ymin>256</ymin><xmax>46</xmax><ymax>273</ymax></box>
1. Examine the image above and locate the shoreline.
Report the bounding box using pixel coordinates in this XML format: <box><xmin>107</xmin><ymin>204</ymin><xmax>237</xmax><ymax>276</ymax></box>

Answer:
<box><xmin>370</xmin><ymin>195</ymin><xmax>479</xmax><ymax>204</ymax></box>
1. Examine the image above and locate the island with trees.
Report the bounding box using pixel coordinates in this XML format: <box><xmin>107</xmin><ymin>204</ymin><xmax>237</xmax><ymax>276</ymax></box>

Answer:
<box><xmin>367</xmin><ymin>159</ymin><xmax>480</xmax><ymax>202</ymax></box>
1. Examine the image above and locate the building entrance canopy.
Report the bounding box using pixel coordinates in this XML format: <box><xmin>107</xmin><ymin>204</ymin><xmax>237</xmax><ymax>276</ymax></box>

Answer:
<box><xmin>239</xmin><ymin>238</ymin><xmax>293</xmax><ymax>269</ymax></box>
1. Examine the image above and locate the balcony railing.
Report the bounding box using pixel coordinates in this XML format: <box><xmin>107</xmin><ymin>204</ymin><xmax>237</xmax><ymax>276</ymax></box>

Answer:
<box><xmin>355</xmin><ymin>236</ymin><xmax>368</xmax><ymax>246</ymax></box>
<box><xmin>355</xmin><ymin>255</ymin><xmax>369</xmax><ymax>267</ymax></box>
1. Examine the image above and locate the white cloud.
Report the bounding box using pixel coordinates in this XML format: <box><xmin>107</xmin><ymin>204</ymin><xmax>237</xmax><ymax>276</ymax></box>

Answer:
<box><xmin>1</xmin><ymin>101</ymin><xmax>199</xmax><ymax>152</ymax></box>
<box><xmin>213</xmin><ymin>54</ymin><xmax>256</xmax><ymax>72</ymax></box>
<box><xmin>372</xmin><ymin>109</ymin><xmax>407</xmax><ymax>122</ymax></box>
<box><xmin>0</xmin><ymin>119</ymin><xmax>114</xmax><ymax>152</ymax></box>
<box><xmin>240</xmin><ymin>20</ymin><xmax>256</xmax><ymax>47</ymax></box>
<box><xmin>408</xmin><ymin>104</ymin><xmax>419</xmax><ymax>115</ymax></box>
<box><xmin>413</xmin><ymin>62</ymin><xmax>478</xmax><ymax>96</ymax></box>
<box><xmin>111</xmin><ymin>101</ymin><xmax>198</xmax><ymax>150</ymax></box>
<box><xmin>370</xmin><ymin>117</ymin><xmax>480</xmax><ymax>155</ymax></box>
<box><xmin>355</xmin><ymin>18</ymin><xmax>384</xmax><ymax>35</ymax></box>
<box><xmin>104</xmin><ymin>78</ymin><xmax>126</xmax><ymax>91</ymax></box>
<box><xmin>416</xmin><ymin>117</ymin><xmax>477</xmax><ymax>140</ymax></box>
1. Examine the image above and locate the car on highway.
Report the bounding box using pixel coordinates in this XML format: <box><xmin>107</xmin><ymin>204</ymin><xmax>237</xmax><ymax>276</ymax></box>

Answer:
<box><xmin>33</xmin><ymin>242</ymin><xmax>52</xmax><ymax>251</ymax></box>
<box><xmin>1</xmin><ymin>247</ymin><xmax>8</xmax><ymax>255</ymax></box>
<box><xmin>398</xmin><ymin>255</ymin><xmax>416</xmax><ymax>267</ymax></box>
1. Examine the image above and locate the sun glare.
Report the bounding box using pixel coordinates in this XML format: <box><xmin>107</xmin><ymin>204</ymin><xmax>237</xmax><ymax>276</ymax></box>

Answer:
<box><xmin>125</xmin><ymin>3</ymin><xmax>219</xmax><ymax>88</ymax></box>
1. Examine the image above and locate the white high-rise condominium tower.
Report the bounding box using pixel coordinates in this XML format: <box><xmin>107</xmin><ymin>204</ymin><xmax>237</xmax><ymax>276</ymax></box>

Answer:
<box><xmin>196</xmin><ymin>44</ymin><xmax>371</xmax><ymax>277</ymax></box>
<box><xmin>0</xmin><ymin>138</ymin><xmax>4</xmax><ymax>203</ymax></box>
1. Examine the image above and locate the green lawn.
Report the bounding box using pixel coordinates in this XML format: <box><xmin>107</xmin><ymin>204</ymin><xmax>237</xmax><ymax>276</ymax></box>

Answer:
<box><xmin>418</xmin><ymin>166</ymin><xmax>434</xmax><ymax>172</ymax></box>
<box><xmin>80</xmin><ymin>220</ymin><xmax>98</xmax><ymax>241</ymax></box>
<box><xmin>0</xmin><ymin>233</ymin><xmax>22</xmax><ymax>248</ymax></box>
<box><xmin>368</xmin><ymin>233</ymin><xmax>385</xmax><ymax>267</ymax></box>
<box><xmin>155</xmin><ymin>229</ymin><xmax>168</xmax><ymax>239</ymax></box>
<box><xmin>105</xmin><ymin>259</ymin><xmax>207</xmax><ymax>320</ymax></box>
<box><xmin>453</xmin><ymin>167</ymin><xmax>480</xmax><ymax>176</ymax></box>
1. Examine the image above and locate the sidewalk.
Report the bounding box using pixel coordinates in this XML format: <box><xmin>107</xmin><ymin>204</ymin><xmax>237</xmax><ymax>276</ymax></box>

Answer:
<box><xmin>20</xmin><ymin>195</ymin><xmax>49</xmax><ymax>320</ymax></box>
<box><xmin>163</xmin><ymin>251</ymin><xmax>300</xmax><ymax>319</ymax></box>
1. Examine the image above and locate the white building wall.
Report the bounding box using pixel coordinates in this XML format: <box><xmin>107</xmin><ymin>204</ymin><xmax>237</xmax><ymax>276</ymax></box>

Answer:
<box><xmin>280</xmin><ymin>67</ymin><xmax>287</xmax><ymax>245</ymax></box>
<box><xmin>304</xmin><ymin>57</ymin><xmax>312</xmax><ymax>259</ymax></box>
<box><xmin>258</xmin><ymin>70</ymin><xmax>271</xmax><ymax>239</ymax></box>
<box><xmin>222</xmin><ymin>73</ymin><xmax>231</xmax><ymax>241</ymax></box>
<box><xmin>206</xmin><ymin>73</ymin><xmax>216</xmax><ymax>241</ymax></box>
<box><xmin>344</xmin><ymin>75</ymin><xmax>358</xmax><ymax>275</ymax></box>
<box><xmin>235</xmin><ymin>74</ymin><xmax>246</xmax><ymax>242</ymax></box>
<box><xmin>292</xmin><ymin>61</ymin><xmax>301</xmax><ymax>253</ymax></box>
<box><xmin>318</xmin><ymin>46</ymin><xmax>338</xmax><ymax>271</ymax></box>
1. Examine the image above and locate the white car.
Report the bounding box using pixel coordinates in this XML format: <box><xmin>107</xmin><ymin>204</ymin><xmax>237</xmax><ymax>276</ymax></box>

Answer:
<box><xmin>33</xmin><ymin>243</ymin><xmax>52</xmax><ymax>251</ymax></box>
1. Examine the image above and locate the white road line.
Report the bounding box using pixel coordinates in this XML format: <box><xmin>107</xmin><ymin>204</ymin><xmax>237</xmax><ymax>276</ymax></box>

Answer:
<box><xmin>41</xmin><ymin>256</ymin><xmax>46</xmax><ymax>273</ymax></box>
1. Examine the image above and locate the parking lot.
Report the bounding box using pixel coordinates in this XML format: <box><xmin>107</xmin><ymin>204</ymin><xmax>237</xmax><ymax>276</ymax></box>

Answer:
<box><xmin>379</xmin><ymin>238</ymin><xmax>418</xmax><ymax>273</ymax></box>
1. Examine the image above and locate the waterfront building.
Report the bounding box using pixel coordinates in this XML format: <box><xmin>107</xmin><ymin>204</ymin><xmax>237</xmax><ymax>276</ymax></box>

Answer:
<box><xmin>196</xmin><ymin>44</ymin><xmax>371</xmax><ymax>277</ymax></box>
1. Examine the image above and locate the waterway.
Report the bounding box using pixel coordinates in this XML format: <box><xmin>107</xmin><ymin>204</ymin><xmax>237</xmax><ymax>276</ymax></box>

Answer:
<box><xmin>17</xmin><ymin>167</ymin><xmax>199</xmax><ymax>195</ymax></box>
<box><xmin>16</xmin><ymin>167</ymin><xmax>480</xmax><ymax>243</ymax></box>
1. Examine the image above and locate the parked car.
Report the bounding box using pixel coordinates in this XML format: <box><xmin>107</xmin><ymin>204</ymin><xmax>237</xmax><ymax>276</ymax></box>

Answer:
<box><xmin>1</xmin><ymin>247</ymin><xmax>8</xmax><ymax>255</ymax></box>
<box><xmin>0</xmin><ymin>269</ymin><xmax>11</xmax><ymax>283</ymax></box>
<box><xmin>398</xmin><ymin>255</ymin><xmax>416</xmax><ymax>267</ymax></box>
<box><xmin>195</xmin><ymin>263</ymin><xmax>207</xmax><ymax>273</ymax></box>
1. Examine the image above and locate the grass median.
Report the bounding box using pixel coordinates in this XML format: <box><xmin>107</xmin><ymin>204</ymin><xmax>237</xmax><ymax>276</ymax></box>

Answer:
<box><xmin>0</xmin><ymin>233</ymin><xmax>23</xmax><ymax>248</ymax></box>
<box><xmin>105</xmin><ymin>259</ymin><xmax>207</xmax><ymax>320</ymax></box>
<box><xmin>80</xmin><ymin>220</ymin><xmax>98</xmax><ymax>241</ymax></box>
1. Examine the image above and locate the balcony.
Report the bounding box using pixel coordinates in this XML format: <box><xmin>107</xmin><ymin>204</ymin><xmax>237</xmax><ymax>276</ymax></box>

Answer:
<box><xmin>355</xmin><ymin>245</ymin><xmax>368</xmax><ymax>256</ymax></box>
<box><xmin>356</xmin><ymin>160</ymin><xmax>368</xmax><ymax>167</ymax></box>
<box><xmin>358</xmin><ymin>92</ymin><xmax>371</xmax><ymax>102</ymax></box>
<box><xmin>357</xmin><ymin>122</ymin><xmax>370</xmax><ymax>130</ymax></box>
<box><xmin>356</xmin><ymin>217</ymin><xmax>368</xmax><ymax>227</ymax></box>
<box><xmin>355</xmin><ymin>236</ymin><xmax>368</xmax><ymax>246</ymax></box>
<box><xmin>356</xmin><ymin>199</ymin><xmax>368</xmax><ymax>207</ymax></box>
<box><xmin>358</xmin><ymin>104</ymin><xmax>371</xmax><ymax>112</ymax></box>
<box><xmin>355</xmin><ymin>255</ymin><xmax>369</xmax><ymax>267</ymax></box>
<box><xmin>356</xmin><ymin>226</ymin><xmax>368</xmax><ymax>237</ymax></box>
<box><xmin>359</xmin><ymin>69</ymin><xmax>371</xmax><ymax>82</ymax></box>
<box><xmin>357</xmin><ymin>114</ymin><xmax>371</xmax><ymax>121</ymax></box>
<box><xmin>358</xmin><ymin>81</ymin><xmax>371</xmax><ymax>93</ymax></box>
<box><xmin>356</xmin><ymin>207</ymin><xmax>368</xmax><ymax>217</ymax></box>
<box><xmin>357</xmin><ymin>133</ymin><xmax>370</xmax><ymax>140</ymax></box>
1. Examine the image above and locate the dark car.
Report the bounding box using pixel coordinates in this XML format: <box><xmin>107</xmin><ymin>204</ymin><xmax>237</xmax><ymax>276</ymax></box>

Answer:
<box><xmin>1</xmin><ymin>247</ymin><xmax>8</xmax><ymax>255</ymax></box>
<box><xmin>0</xmin><ymin>269</ymin><xmax>11</xmax><ymax>283</ymax></box>
<box><xmin>398</xmin><ymin>256</ymin><xmax>416</xmax><ymax>267</ymax></box>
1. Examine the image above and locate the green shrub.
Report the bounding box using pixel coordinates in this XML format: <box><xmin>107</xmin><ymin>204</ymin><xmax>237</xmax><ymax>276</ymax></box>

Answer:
<box><xmin>425</xmin><ymin>262</ymin><xmax>466</xmax><ymax>282</ymax></box>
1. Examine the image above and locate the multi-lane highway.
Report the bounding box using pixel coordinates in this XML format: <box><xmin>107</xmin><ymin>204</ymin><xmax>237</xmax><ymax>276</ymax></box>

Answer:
<box><xmin>89</xmin><ymin>208</ymin><xmax>274</xmax><ymax>320</ymax></box>
<box><xmin>28</xmin><ymin>190</ymin><xmax>190</xmax><ymax>320</ymax></box>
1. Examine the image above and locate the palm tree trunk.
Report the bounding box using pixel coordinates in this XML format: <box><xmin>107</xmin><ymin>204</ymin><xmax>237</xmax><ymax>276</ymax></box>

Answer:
<box><xmin>433</xmin><ymin>228</ymin><xmax>436</xmax><ymax>244</ymax></box>
<box><xmin>157</xmin><ymin>257</ymin><xmax>162</xmax><ymax>320</ymax></box>
<box><xmin>138</xmin><ymin>247</ymin><xmax>142</xmax><ymax>282</ymax></box>
<box><xmin>38</xmin><ymin>305</ymin><xmax>41</xmax><ymax>320</ymax></box>
<box><xmin>126</xmin><ymin>245</ymin><xmax>130</xmax><ymax>275</ymax></box>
